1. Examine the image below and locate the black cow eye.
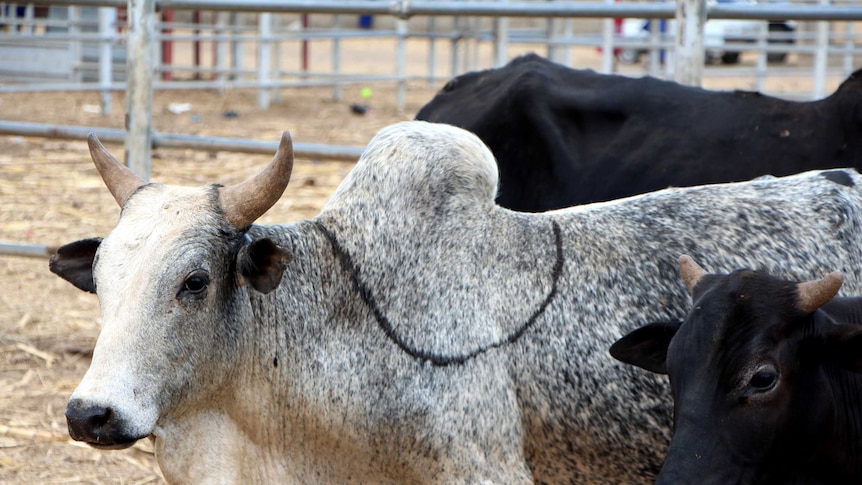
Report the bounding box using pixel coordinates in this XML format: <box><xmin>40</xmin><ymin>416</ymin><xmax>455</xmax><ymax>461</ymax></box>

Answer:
<box><xmin>179</xmin><ymin>270</ymin><xmax>210</xmax><ymax>298</ymax></box>
<box><xmin>748</xmin><ymin>367</ymin><xmax>779</xmax><ymax>393</ymax></box>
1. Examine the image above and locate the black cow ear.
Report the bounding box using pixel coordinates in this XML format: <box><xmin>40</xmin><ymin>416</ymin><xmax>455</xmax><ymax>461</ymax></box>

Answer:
<box><xmin>826</xmin><ymin>325</ymin><xmax>862</xmax><ymax>373</ymax></box>
<box><xmin>610</xmin><ymin>321</ymin><xmax>681</xmax><ymax>375</ymax></box>
<box><xmin>237</xmin><ymin>238</ymin><xmax>292</xmax><ymax>294</ymax></box>
<box><xmin>49</xmin><ymin>238</ymin><xmax>102</xmax><ymax>293</ymax></box>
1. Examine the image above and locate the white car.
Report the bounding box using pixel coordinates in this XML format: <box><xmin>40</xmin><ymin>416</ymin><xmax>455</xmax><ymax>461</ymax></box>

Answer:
<box><xmin>617</xmin><ymin>16</ymin><xmax>795</xmax><ymax>65</ymax></box>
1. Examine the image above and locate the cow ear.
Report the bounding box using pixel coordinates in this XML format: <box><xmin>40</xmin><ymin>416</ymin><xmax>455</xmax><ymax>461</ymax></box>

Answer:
<box><xmin>49</xmin><ymin>238</ymin><xmax>102</xmax><ymax>293</ymax></box>
<box><xmin>609</xmin><ymin>321</ymin><xmax>681</xmax><ymax>375</ymax></box>
<box><xmin>826</xmin><ymin>325</ymin><xmax>862</xmax><ymax>374</ymax></box>
<box><xmin>237</xmin><ymin>237</ymin><xmax>292</xmax><ymax>294</ymax></box>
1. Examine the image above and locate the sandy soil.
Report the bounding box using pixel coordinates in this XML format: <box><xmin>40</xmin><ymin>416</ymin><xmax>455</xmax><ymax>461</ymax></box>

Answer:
<box><xmin>0</xmin><ymin>36</ymin><xmax>849</xmax><ymax>483</ymax></box>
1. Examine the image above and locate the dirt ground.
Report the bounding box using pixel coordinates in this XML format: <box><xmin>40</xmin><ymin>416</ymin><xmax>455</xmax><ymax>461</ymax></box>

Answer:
<box><xmin>0</xmin><ymin>36</ymin><xmax>851</xmax><ymax>483</ymax></box>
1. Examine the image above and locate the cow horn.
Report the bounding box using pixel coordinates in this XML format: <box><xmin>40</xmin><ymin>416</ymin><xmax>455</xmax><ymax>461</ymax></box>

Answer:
<box><xmin>796</xmin><ymin>272</ymin><xmax>843</xmax><ymax>313</ymax></box>
<box><xmin>88</xmin><ymin>133</ymin><xmax>147</xmax><ymax>207</ymax></box>
<box><xmin>219</xmin><ymin>131</ymin><xmax>294</xmax><ymax>229</ymax></box>
<box><xmin>679</xmin><ymin>255</ymin><xmax>708</xmax><ymax>293</ymax></box>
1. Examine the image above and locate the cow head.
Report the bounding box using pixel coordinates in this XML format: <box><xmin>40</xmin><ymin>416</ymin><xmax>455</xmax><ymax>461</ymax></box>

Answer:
<box><xmin>610</xmin><ymin>255</ymin><xmax>862</xmax><ymax>483</ymax></box>
<box><xmin>50</xmin><ymin>133</ymin><xmax>294</xmax><ymax>449</ymax></box>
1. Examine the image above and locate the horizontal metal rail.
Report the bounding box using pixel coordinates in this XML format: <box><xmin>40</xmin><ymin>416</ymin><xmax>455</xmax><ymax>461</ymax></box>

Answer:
<box><xmin>0</xmin><ymin>119</ymin><xmax>362</xmax><ymax>259</ymax></box>
<box><xmin>0</xmin><ymin>74</ymin><xmax>412</xmax><ymax>93</ymax></box>
<box><xmin>0</xmin><ymin>242</ymin><xmax>54</xmax><ymax>259</ymax></box>
<box><xmin>14</xmin><ymin>0</ymin><xmax>862</xmax><ymax>21</ymax></box>
<box><xmin>4</xmin><ymin>0</ymin><xmax>860</xmax><ymax>260</ymax></box>
<box><xmin>0</xmin><ymin>121</ymin><xmax>364</xmax><ymax>160</ymax></box>
<box><xmin>0</xmin><ymin>118</ymin><xmax>363</xmax><ymax>258</ymax></box>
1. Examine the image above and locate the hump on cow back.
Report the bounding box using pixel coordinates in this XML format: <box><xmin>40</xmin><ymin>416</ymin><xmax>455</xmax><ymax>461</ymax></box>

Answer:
<box><xmin>316</xmin><ymin>121</ymin><xmax>562</xmax><ymax>363</ymax></box>
<box><xmin>324</xmin><ymin>121</ymin><xmax>500</xmax><ymax>215</ymax></box>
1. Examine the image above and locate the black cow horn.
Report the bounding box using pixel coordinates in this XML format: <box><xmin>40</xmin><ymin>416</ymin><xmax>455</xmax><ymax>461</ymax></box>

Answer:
<box><xmin>219</xmin><ymin>131</ymin><xmax>294</xmax><ymax>230</ymax></box>
<box><xmin>88</xmin><ymin>133</ymin><xmax>147</xmax><ymax>207</ymax></box>
<box><xmin>796</xmin><ymin>272</ymin><xmax>843</xmax><ymax>313</ymax></box>
<box><xmin>679</xmin><ymin>255</ymin><xmax>707</xmax><ymax>293</ymax></box>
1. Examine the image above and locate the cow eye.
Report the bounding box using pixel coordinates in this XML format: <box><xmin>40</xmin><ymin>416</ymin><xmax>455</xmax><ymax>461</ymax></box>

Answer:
<box><xmin>179</xmin><ymin>270</ymin><xmax>210</xmax><ymax>299</ymax></box>
<box><xmin>748</xmin><ymin>366</ymin><xmax>779</xmax><ymax>393</ymax></box>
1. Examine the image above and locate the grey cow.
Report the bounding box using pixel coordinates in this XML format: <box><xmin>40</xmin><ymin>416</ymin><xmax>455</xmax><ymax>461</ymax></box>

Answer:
<box><xmin>52</xmin><ymin>121</ymin><xmax>862</xmax><ymax>483</ymax></box>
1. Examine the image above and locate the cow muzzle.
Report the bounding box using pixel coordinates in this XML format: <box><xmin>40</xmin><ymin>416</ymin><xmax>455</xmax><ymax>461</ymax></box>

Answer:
<box><xmin>65</xmin><ymin>398</ymin><xmax>147</xmax><ymax>449</ymax></box>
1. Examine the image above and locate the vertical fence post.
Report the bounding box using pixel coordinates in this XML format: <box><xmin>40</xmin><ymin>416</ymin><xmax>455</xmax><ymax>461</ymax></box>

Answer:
<box><xmin>98</xmin><ymin>7</ymin><xmax>115</xmax><ymax>115</ymax></box>
<box><xmin>125</xmin><ymin>0</ymin><xmax>155</xmax><ymax>180</ymax></box>
<box><xmin>600</xmin><ymin>0</ymin><xmax>615</xmax><ymax>73</ymax></box>
<box><xmin>674</xmin><ymin>0</ymin><xmax>706</xmax><ymax>87</ymax></box>
<box><xmin>813</xmin><ymin>0</ymin><xmax>830</xmax><ymax>99</ymax></box>
<box><xmin>215</xmin><ymin>11</ymin><xmax>229</xmax><ymax>91</ymax></box>
<box><xmin>561</xmin><ymin>18</ymin><xmax>573</xmax><ymax>66</ymax></box>
<box><xmin>161</xmin><ymin>9</ymin><xmax>173</xmax><ymax>81</ymax></box>
<box><xmin>464</xmin><ymin>18</ymin><xmax>474</xmax><ymax>71</ymax></box>
<box><xmin>70</xmin><ymin>6</ymin><xmax>82</xmax><ymax>83</ymax></box>
<box><xmin>396</xmin><ymin>18</ymin><xmax>407</xmax><ymax>110</ymax></box>
<box><xmin>469</xmin><ymin>17</ymin><xmax>480</xmax><ymax>71</ymax></box>
<box><xmin>258</xmin><ymin>12</ymin><xmax>271</xmax><ymax>110</ymax></box>
<box><xmin>23</xmin><ymin>4</ymin><xmax>34</xmax><ymax>35</ymax></box>
<box><xmin>332</xmin><ymin>14</ymin><xmax>342</xmax><ymax>101</ymax></box>
<box><xmin>648</xmin><ymin>19</ymin><xmax>661</xmax><ymax>77</ymax></box>
<box><xmin>547</xmin><ymin>17</ymin><xmax>560</xmax><ymax>63</ymax></box>
<box><xmin>451</xmin><ymin>16</ymin><xmax>462</xmax><ymax>78</ymax></box>
<box><xmin>427</xmin><ymin>16</ymin><xmax>437</xmax><ymax>86</ymax></box>
<box><xmin>300</xmin><ymin>13</ymin><xmax>309</xmax><ymax>73</ymax></box>
<box><xmin>232</xmin><ymin>12</ymin><xmax>243</xmax><ymax>81</ymax></box>
<box><xmin>754</xmin><ymin>20</ymin><xmax>767</xmax><ymax>93</ymax></box>
<box><xmin>271</xmin><ymin>13</ymin><xmax>281</xmax><ymax>103</ymax></box>
<box><xmin>493</xmin><ymin>0</ymin><xmax>509</xmax><ymax>68</ymax></box>
<box><xmin>192</xmin><ymin>10</ymin><xmax>201</xmax><ymax>78</ymax></box>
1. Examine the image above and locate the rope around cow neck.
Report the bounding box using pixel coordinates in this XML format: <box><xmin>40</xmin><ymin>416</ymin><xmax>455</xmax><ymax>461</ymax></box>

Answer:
<box><xmin>315</xmin><ymin>220</ymin><xmax>564</xmax><ymax>367</ymax></box>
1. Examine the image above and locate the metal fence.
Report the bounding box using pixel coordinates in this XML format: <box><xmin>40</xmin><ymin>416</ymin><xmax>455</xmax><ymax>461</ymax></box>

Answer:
<box><xmin>2</xmin><ymin>0</ymin><xmax>862</xmax><ymax>258</ymax></box>
<box><xmin>3</xmin><ymin>2</ymin><xmax>861</xmax><ymax>99</ymax></box>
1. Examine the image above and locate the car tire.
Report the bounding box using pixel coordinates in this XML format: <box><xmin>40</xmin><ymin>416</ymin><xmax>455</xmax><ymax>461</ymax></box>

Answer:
<box><xmin>766</xmin><ymin>52</ymin><xmax>788</xmax><ymax>63</ymax></box>
<box><xmin>767</xmin><ymin>22</ymin><xmax>794</xmax><ymax>64</ymax></box>
<box><xmin>721</xmin><ymin>52</ymin><xmax>740</xmax><ymax>64</ymax></box>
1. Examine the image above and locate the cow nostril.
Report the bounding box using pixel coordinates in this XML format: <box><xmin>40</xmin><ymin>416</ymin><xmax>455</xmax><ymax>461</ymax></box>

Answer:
<box><xmin>65</xmin><ymin>401</ymin><xmax>115</xmax><ymax>440</ymax></box>
<box><xmin>90</xmin><ymin>407</ymin><xmax>112</xmax><ymax>426</ymax></box>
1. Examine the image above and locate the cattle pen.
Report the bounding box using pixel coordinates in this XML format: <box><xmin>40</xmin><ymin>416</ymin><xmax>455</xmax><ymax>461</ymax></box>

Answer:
<box><xmin>5</xmin><ymin>0</ymin><xmax>862</xmax><ymax>177</ymax></box>
<box><xmin>1</xmin><ymin>2</ymin><xmax>862</xmax><ymax>483</ymax></box>
<box><xmin>2</xmin><ymin>0</ymin><xmax>861</xmax><ymax>263</ymax></box>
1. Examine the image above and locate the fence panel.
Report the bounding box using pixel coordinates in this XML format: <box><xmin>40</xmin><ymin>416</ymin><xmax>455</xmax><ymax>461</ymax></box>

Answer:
<box><xmin>2</xmin><ymin>0</ymin><xmax>862</xmax><ymax>257</ymax></box>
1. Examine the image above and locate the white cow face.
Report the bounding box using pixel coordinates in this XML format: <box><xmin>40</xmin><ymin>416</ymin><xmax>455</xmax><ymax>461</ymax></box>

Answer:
<box><xmin>50</xmin><ymin>133</ymin><xmax>293</xmax><ymax>449</ymax></box>
<box><xmin>64</xmin><ymin>186</ymin><xmax>243</xmax><ymax>447</ymax></box>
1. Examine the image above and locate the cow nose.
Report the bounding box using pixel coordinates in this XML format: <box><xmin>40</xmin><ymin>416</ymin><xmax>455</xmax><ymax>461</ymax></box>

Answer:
<box><xmin>65</xmin><ymin>399</ymin><xmax>115</xmax><ymax>443</ymax></box>
<box><xmin>64</xmin><ymin>398</ymin><xmax>146</xmax><ymax>449</ymax></box>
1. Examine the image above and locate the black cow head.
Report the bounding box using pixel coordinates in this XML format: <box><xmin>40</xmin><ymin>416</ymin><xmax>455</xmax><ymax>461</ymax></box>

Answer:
<box><xmin>611</xmin><ymin>255</ymin><xmax>862</xmax><ymax>484</ymax></box>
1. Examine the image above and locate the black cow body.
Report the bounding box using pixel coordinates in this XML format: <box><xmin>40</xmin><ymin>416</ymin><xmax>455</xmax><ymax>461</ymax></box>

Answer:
<box><xmin>611</xmin><ymin>256</ymin><xmax>862</xmax><ymax>484</ymax></box>
<box><xmin>416</xmin><ymin>54</ymin><xmax>862</xmax><ymax>212</ymax></box>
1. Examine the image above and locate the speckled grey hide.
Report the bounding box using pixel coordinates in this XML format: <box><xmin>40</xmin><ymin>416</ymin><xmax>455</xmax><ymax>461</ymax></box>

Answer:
<box><xmin>71</xmin><ymin>120</ymin><xmax>862</xmax><ymax>484</ymax></box>
<box><xmin>231</xmin><ymin>121</ymin><xmax>862</xmax><ymax>484</ymax></box>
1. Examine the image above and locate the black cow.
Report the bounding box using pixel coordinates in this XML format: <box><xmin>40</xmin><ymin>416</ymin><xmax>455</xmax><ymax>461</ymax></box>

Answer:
<box><xmin>416</xmin><ymin>54</ymin><xmax>862</xmax><ymax>212</ymax></box>
<box><xmin>610</xmin><ymin>255</ymin><xmax>862</xmax><ymax>484</ymax></box>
